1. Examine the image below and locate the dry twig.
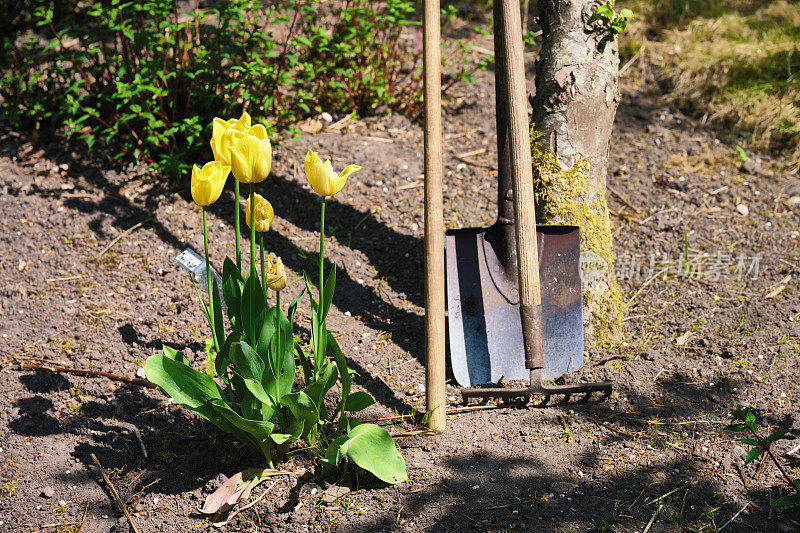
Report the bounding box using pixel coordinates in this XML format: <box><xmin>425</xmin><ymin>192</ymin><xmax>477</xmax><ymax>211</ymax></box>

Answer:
<box><xmin>90</xmin><ymin>454</ymin><xmax>141</xmax><ymax>533</ymax></box>
<box><xmin>18</xmin><ymin>363</ymin><xmax>157</xmax><ymax>389</ymax></box>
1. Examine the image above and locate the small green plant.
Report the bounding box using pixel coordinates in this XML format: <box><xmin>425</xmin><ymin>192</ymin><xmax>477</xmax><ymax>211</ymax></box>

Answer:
<box><xmin>735</xmin><ymin>145</ymin><xmax>748</xmax><ymax>162</ymax></box>
<box><xmin>727</xmin><ymin>405</ymin><xmax>800</xmax><ymax>511</ymax></box>
<box><xmin>2</xmin><ymin>0</ymin><xmax>487</xmax><ymax>176</ymax></box>
<box><xmin>589</xmin><ymin>2</ymin><xmax>633</xmax><ymax>51</ymax></box>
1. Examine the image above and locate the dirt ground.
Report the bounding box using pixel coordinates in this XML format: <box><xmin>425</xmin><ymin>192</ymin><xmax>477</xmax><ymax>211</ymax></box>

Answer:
<box><xmin>1</xmin><ymin>41</ymin><xmax>799</xmax><ymax>532</ymax></box>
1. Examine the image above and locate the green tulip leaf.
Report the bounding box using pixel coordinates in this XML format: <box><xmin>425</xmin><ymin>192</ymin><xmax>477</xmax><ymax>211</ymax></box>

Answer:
<box><xmin>302</xmin><ymin>360</ymin><xmax>338</xmax><ymax>417</ymax></box>
<box><xmin>209</xmin><ymin>401</ymin><xmax>275</xmax><ymax>461</ymax></box>
<box><xmin>222</xmin><ymin>257</ymin><xmax>244</xmax><ymax>327</ymax></box>
<box><xmin>343</xmin><ymin>391</ymin><xmax>374</xmax><ymax>412</ymax></box>
<box><xmin>162</xmin><ymin>345</ymin><xmax>189</xmax><ymax>365</ymax></box>
<box><xmin>230</xmin><ymin>341</ymin><xmax>265</xmax><ymax>382</ymax></box>
<box><xmin>321</xmin><ymin>434</ymin><xmax>352</xmax><ymax>476</ymax></box>
<box><xmin>240</xmin><ymin>273</ymin><xmax>266</xmax><ymax>346</ymax></box>
<box><xmin>344</xmin><ymin>423</ymin><xmax>407</xmax><ymax>484</ymax></box>
<box><xmin>144</xmin><ymin>353</ymin><xmax>224</xmax><ymax>415</ymax></box>
<box><xmin>287</xmin><ymin>288</ymin><xmax>305</xmax><ymax>325</ymax></box>
<box><xmin>230</xmin><ymin>374</ymin><xmax>263</xmax><ymax>421</ymax></box>
<box><xmin>280</xmin><ymin>391</ymin><xmax>319</xmax><ymax>437</ymax></box>
<box><xmin>295</xmin><ymin>343</ymin><xmax>312</xmax><ymax>383</ymax></box>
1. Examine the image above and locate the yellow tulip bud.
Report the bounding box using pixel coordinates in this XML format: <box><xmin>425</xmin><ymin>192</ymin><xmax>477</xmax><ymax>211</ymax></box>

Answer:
<box><xmin>230</xmin><ymin>134</ymin><xmax>272</xmax><ymax>184</ymax></box>
<box><xmin>304</xmin><ymin>149</ymin><xmax>361</xmax><ymax>197</ymax></box>
<box><xmin>191</xmin><ymin>161</ymin><xmax>230</xmax><ymax>206</ymax></box>
<box><xmin>266</xmin><ymin>255</ymin><xmax>287</xmax><ymax>291</ymax></box>
<box><xmin>245</xmin><ymin>193</ymin><xmax>274</xmax><ymax>232</ymax></box>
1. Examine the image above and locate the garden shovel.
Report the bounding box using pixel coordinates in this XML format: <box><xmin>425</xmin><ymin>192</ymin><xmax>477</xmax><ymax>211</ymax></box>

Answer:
<box><xmin>446</xmin><ymin>0</ymin><xmax>611</xmax><ymax>403</ymax></box>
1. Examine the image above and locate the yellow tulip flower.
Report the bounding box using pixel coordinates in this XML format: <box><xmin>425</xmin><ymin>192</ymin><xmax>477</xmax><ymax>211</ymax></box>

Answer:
<box><xmin>191</xmin><ymin>161</ymin><xmax>230</xmax><ymax>206</ymax></box>
<box><xmin>245</xmin><ymin>193</ymin><xmax>274</xmax><ymax>232</ymax></box>
<box><xmin>211</xmin><ymin>111</ymin><xmax>270</xmax><ymax>167</ymax></box>
<box><xmin>304</xmin><ymin>150</ymin><xmax>361</xmax><ymax>197</ymax></box>
<box><xmin>266</xmin><ymin>255</ymin><xmax>287</xmax><ymax>291</ymax></box>
<box><xmin>230</xmin><ymin>132</ymin><xmax>272</xmax><ymax>184</ymax></box>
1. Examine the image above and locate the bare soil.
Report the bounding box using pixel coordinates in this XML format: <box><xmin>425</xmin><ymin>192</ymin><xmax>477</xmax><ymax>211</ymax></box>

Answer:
<box><xmin>1</xmin><ymin>58</ymin><xmax>799</xmax><ymax>532</ymax></box>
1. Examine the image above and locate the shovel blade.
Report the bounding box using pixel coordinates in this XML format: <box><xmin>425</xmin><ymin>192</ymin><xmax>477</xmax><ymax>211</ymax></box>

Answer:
<box><xmin>446</xmin><ymin>225</ymin><xmax>583</xmax><ymax>387</ymax></box>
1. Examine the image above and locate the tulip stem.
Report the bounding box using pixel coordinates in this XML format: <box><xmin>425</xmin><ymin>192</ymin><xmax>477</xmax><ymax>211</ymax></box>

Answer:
<box><xmin>318</xmin><ymin>197</ymin><xmax>326</xmax><ymax>306</ymax></box>
<box><xmin>249</xmin><ymin>184</ymin><xmax>256</xmax><ymax>279</ymax></box>
<box><xmin>260</xmin><ymin>233</ymin><xmax>266</xmax><ymax>301</ymax></box>
<box><xmin>202</xmin><ymin>207</ymin><xmax>215</xmax><ymax>377</ymax></box>
<box><xmin>234</xmin><ymin>180</ymin><xmax>241</xmax><ymax>271</ymax></box>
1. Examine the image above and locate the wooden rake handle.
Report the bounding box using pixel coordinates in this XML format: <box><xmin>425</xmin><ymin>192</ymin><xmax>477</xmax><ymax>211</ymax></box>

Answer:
<box><xmin>495</xmin><ymin>0</ymin><xmax>543</xmax><ymax>370</ymax></box>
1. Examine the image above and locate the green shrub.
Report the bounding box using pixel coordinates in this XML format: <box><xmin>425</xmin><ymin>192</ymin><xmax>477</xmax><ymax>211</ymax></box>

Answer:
<box><xmin>1</xmin><ymin>0</ymin><xmax>488</xmax><ymax>175</ymax></box>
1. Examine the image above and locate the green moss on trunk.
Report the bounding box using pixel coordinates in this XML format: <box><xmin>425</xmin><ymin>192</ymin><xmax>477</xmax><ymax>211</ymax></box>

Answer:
<box><xmin>530</xmin><ymin>128</ymin><xmax>623</xmax><ymax>346</ymax></box>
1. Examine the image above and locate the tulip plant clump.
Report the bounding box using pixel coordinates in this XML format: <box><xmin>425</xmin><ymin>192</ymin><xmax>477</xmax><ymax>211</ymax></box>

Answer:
<box><xmin>144</xmin><ymin>111</ymin><xmax>407</xmax><ymax>485</ymax></box>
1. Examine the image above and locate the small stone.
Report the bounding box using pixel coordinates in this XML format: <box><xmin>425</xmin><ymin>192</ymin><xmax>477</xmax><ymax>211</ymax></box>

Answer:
<box><xmin>41</xmin><ymin>487</ymin><xmax>55</xmax><ymax>499</ymax></box>
<box><xmin>736</xmin><ymin>203</ymin><xmax>749</xmax><ymax>217</ymax></box>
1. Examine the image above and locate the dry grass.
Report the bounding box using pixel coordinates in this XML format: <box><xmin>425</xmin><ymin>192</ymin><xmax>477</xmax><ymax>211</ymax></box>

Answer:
<box><xmin>619</xmin><ymin>0</ymin><xmax>800</xmax><ymax>162</ymax></box>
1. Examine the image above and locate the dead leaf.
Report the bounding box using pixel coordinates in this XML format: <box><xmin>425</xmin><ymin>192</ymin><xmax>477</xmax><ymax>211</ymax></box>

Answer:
<box><xmin>212</xmin><ymin>480</ymin><xmax>280</xmax><ymax>528</ymax></box>
<box><xmin>675</xmin><ymin>331</ymin><xmax>694</xmax><ymax>347</ymax></box>
<box><xmin>764</xmin><ymin>275</ymin><xmax>791</xmax><ymax>299</ymax></box>
<box><xmin>200</xmin><ymin>468</ymin><xmax>290</xmax><ymax>515</ymax></box>
<box><xmin>321</xmin><ymin>485</ymin><xmax>351</xmax><ymax>503</ymax></box>
<box><xmin>298</xmin><ymin>118</ymin><xmax>324</xmax><ymax>134</ymax></box>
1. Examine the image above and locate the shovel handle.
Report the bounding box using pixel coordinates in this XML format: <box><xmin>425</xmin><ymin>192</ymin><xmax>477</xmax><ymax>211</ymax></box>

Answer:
<box><xmin>423</xmin><ymin>0</ymin><xmax>446</xmax><ymax>432</ymax></box>
<box><xmin>496</xmin><ymin>0</ymin><xmax>543</xmax><ymax>370</ymax></box>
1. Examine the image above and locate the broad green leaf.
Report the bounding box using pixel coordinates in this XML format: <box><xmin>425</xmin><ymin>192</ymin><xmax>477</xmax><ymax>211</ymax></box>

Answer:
<box><xmin>321</xmin><ymin>434</ymin><xmax>351</xmax><ymax>475</ymax></box>
<box><xmin>231</xmin><ymin>374</ymin><xmax>261</xmax><ymax>421</ymax></box>
<box><xmin>162</xmin><ymin>345</ymin><xmax>189</xmax><ymax>365</ymax></box>
<box><xmin>209</xmin><ymin>401</ymin><xmax>275</xmax><ymax>461</ymax></box>
<box><xmin>240</xmin><ymin>273</ymin><xmax>266</xmax><ymax>346</ymax></box>
<box><xmin>238</xmin><ymin>376</ymin><xmax>278</xmax><ymax>419</ymax></box>
<box><xmin>280</xmin><ymin>391</ymin><xmax>319</xmax><ymax>437</ymax></box>
<box><xmin>744</xmin><ymin>447</ymin><xmax>764</xmax><ymax>465</ymax></box>
<box><xmin>303</xmin><ymin>359</ymin><xmax>338</xmax><ymax>416</ymax></box>
<box><xmin>144</xmin><ymin>354</ymin><xmax>224</xmax><ymax>413</ymax></box>
<box><xmin>344</xmin><ymin>423</ymin><xmax>407</xmax><ymax>484</ymax></box>
<box><xmin>737</xmin><ymin>437</ymin><xmax>760</xmax><ymax>446</ymax></box>
<box><xmin>771</xmin><ymin>492</ymin><xmax>800</xmax><ymax>509</ymax></box>
<box><xmin>222</xmin><ymin>257</ymin><xmax>244</xmax><ymax>326</ymax></box>
<box><xmin>257</xmin><ymin>307</ymin><xmax>295</xmax><ymax>400</ymax></box>
<box><xmin>230</xmin><ymin>341</ymin><xmax>265</xmax><ymax>382</ymax></box>
<box><xmin>764</xmin><ymin>428</ymin><xmax>790</xmax><ymax>444</ymax></box>
<box><xmin>215</xmin><ymin>332</ymin><xmax>237</xmax><ymax>385</ymax></box>
<box><xmin>343</xmin><ymin>391</ymin><xmax>374</xmax><ymax>412</ymax></box>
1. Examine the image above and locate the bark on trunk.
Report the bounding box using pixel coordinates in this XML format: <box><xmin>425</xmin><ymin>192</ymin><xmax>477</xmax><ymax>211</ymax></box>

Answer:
<box><xmin>532</xmin><ymin>0</ymin><xmax>623</xmax><ymax>346</ymax></box>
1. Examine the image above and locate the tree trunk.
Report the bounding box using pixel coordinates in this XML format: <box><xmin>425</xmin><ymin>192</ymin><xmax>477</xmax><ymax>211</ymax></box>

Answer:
<box><xmin>532</xmin><ymin>0</ymin><xmax>623</xmax><ymax>346</ymax></box>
